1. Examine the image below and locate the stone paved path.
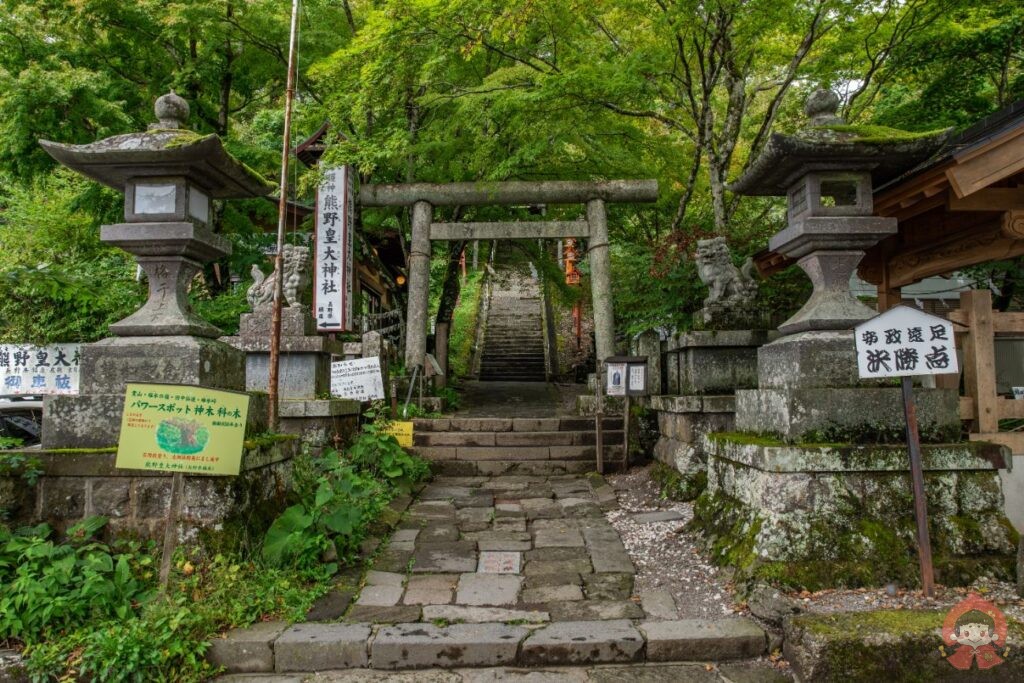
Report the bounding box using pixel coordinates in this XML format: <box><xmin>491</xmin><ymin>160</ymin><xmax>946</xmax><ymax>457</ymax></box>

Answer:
<box><xmin>345</xmin><ymin>473</ymin><xmax>639</xmax><ymax>625</ymax></box>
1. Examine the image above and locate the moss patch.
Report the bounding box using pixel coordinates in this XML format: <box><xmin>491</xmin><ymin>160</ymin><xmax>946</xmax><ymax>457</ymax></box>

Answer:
<box><xmin>812</xmin><ymin>124</ymin><xmax>948</xmax><ymax>144</ymax></box>
<box><xmin>707</xmin><ymin>431</ymin><xmax>785</xmax><ymax>447</ymax></box>
<box><xmin>243</xmin><ymin>433</ymin><xmax>299</xmax><ymax>450</ymax></box>
<box><xmin>651</xmin><ymin>460</ymin><xmax>706</xmax><ymax>501</ymax></box>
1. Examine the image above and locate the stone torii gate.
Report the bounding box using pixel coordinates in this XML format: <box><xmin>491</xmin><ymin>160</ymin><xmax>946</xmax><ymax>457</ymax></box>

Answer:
<box><xmin>359</xmin><ymin>180</ymin><xmax>659</xmax><ymax>371</ymax></box>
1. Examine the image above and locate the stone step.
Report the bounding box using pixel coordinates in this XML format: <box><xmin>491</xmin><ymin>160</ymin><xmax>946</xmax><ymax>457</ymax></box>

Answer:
<box><xmin>414</xmin><ymin>430</ymin><xmax>624</xmax><ymax>447</ymax></box>
<box><xmin>208</xmin><ymin>618</ymin><xmax>767</xmax><ymax>673</ymax></box>
<box><xmin>413</xmin><ymin>417</ymin><xmax>624</xmax><ymax>432</ymax></box>
<box><xmin>413</xmin><ymin>445</ymin><xmax>625</xmax><ymax>462</ymax></box>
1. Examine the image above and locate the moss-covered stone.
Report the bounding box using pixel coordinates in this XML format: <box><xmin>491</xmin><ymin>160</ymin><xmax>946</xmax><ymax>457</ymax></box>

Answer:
<box><xmin>785</xmin><ymin>609</ymin><xmax>1024</xmax><ymax>682</ymax></box>
<box><xmin>651</xmin><ymin>460</ymin><xmax>706</xmax><ymax>502</ymax></box>
<box><xmin>812</xmin><ymin>124</ymin><xmax>949</xmax><ymax>144</ymax></box>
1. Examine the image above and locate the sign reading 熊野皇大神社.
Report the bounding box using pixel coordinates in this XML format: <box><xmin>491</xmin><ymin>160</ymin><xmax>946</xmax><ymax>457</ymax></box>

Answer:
<box><xmin>314</xmin><ymin>166</ymin><xmax>355</xmax><ymax>333</ymax></box>
<box><xmin>115</xmin><ymin>383</ymin><xmax>250</xmax><ymax>476</ymax></box>
<box><xmin>854</xmin><ymin>305</ymin><xmax>958</xmax><ymax>379</ymax></box>
<box><xmin>0</xmin><ymin>344</ymin><xmax>80</xmax><ymax>395</ymax></box>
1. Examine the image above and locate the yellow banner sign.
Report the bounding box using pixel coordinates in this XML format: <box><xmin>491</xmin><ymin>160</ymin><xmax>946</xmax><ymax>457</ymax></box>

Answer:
<box><xmin>383</xmin><ymin>421</ymin><xmax>414</xmax><ymax>448</ymax></box>
<box><xmin>116</xmin><ymin>383</ymin><xmax>250</xmax><ymax>476</ymax></box>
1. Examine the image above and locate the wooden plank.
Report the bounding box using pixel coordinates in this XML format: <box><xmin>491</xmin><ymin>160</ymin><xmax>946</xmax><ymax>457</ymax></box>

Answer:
<box><xmin>946</xmin><ymin>124</ymin><xmax>1024</xmax><ymax>198</ymax></box>
<box><xmin>992</xmin><ymin>311</ymin><xmax>1024</xmax><ymax>333</ymax></box>
<box><xmin>948</xmin><ymin>187</ymin><xmax>1024</xmax><ymax>212</ymax></box>
<box><xmin>997</xmin><ymin>397</ymin><xmax>1024</xmax><ymax>420</ymax></box>
<box><xmin>430</xmin><ymin>220</ymin><xmax>590</xmax><ymax>241</ymax></box>
<box><xmin>969</xmin><ymin>431</ymin><xmax>1024</xmax><ymax>457</ymax></box>
<box><xmin>961</xmin><ymin>290</ymin><xmax>999</xmax><ymax>433</ymax></box>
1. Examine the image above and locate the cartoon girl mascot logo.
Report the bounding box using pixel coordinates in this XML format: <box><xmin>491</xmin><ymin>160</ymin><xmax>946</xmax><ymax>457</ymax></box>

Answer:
<box><xmin>941</xmin><ymin>593</ymin><xmax>1010</xmax><ymax>671</ymax></box>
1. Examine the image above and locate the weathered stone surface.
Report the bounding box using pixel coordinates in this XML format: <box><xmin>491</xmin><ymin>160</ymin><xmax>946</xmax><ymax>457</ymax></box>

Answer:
<box><xmin>746</xmin><ymin>583</ymin><xmax>801</xmax><ymax>626</ymax></box>
<box><xmin>456</xmin><ymin>507</ymin><xmax>492</xmax><ymax>532</ymax></box>
<box><xmin>784</xmin><ymin>609</ymin><xmax>1024</xmax><ymax>682</ymax></box>
<box><xmin>421</xmin><ymin>605</ymin><xmax>550</xmax><ymax>624</ymax></box>
<box><xmin>526</xmin><ymin>572</ymin><xmax>583</xmax><ymax>590</ymax></box>
<box><xmin>547</xmin><ymin>600</ymin><xmax>645</xmax><ymax>621</ymax></box>
<box><xmin>409</xmin><ymin>501</ymin><xmax>457</xmax><ymax>523</ymax></box>
<box><xmin>471</xmin><ymin>531</ymin><xmax>532</xmax><ymax>552</ymax></box>
<box><xmin>207</xmin><ymin>620</ymin><xmax>288</xmax><ymax>674</ymax></box>
<box><xmin>371</xmin><ymin>623</ymin><xmax>527</xmax><ymax>669</ymax></box>
<box><xmin>412</xmin><ymin>541</ymin><xmax>478</xmax><ymax>573</ymax></box>
<box><xmin>456</xmin><ymin>573</ymin><xmax>523</xmax><ymax>607</ymax></box>
<box><xmin>391</xmin><ymin>528</ymin><xmax>420</xmax><ymax>543</ymax></box>
<box><xmin>345</xmin><ymin>605</ymin><xmax>422</xmax><ymax>624</ymax></box>
<box><xmin>365</xmin><ymin>570</ymin><xmax>405</xmax><ymax>586</ymax></box>
<box><xmin>403</xmin><ymin>574</ymin><xmax>457</xmax><ymax>605</ymax></box>
<box><xmin>582</xmin><ymin>574</ymin><xmax>634</xmax><ymax>601</ymax></box>
<box><xmin>639</xmin><ymin>588</ymin><xmax>678</xmax><ymax>621</ymax></box>
<box><xmin>640</xmin><ymin>619</ymin><xmax>766</xmax><ymax>661</ymax></box>
<box><xmin>523</xmin><ymin>547</ymin><xmax>587</xmax><ymax>561</ymax></box>
<box><xmin>520</xmin><ymin>620</ymin><xmax>643</xmax><ymax>665</ymax></box>
<box><xmin>90</xmin><ymin>479</ymin><xmax>131</xmax><ymax>517</ymax></box>
<box><xmin>534</xmin><ymin>526</ymin><xmax>585</xmax><ymax>548</ymax></box>
<box><xmin>524</xmin><ymin>558</ymin><xmax>593</xmax><ymax>576</ymax></box>
<box><xmin>477</xmin><ymin>551</ymin><xmax>522</xmax><ymax>574</ymax></box>
<box><xmin>586</xmin><ymin>663</ymin><xmax>720</xmax><ymax>683</ymax></box>
<box><xmin>274</xmin><ymin>623</ymin><xmax>370</xmax><ymax>672</ymax></box>
<box><xmin>305</xmin><ymin>585</ymin><xmax>356</xmax><ymax>622</ymax></box>
<box><xmin>356</xmin><ymin>584</ymin><xmax>404</xmax><ymax>607</ymax></box>
<box><xmin>522</xmin><ymin>585</ymin><xmax>584</xmax><ymax>603</ymax></box>
<box><xmin>493</xmin><ymin>517</ymin><xmax>528</xmax><ymax>533</ymax></box>
<box><xmin>521</xmin><ymin>498</ymin><xmax>561</xmax><ymax>519</ymax></box>
<box><xmin>421</xmin><ymin>524</ymin><xmax>461</xmax><ymax>543</ymax></box>
<box><xmin>632</xmin><ymin>510</ymin><xmax>685</xmax><ymax>524</ymax></box>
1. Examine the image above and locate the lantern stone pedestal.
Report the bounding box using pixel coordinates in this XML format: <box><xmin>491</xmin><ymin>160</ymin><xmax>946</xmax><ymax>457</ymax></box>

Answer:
<box><xmin>17</xmin><ymin>93</ymin><xmax>299</xmax><ymax>544</ymax></box>
<box><xmin>689</xmin><ymin>91</ymin><xmax>1017</xmax><ymax>590</ymax></box>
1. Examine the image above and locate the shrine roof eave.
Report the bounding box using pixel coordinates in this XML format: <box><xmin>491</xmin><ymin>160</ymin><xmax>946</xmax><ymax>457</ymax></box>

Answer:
<box><xmin>39</xmin><ymin>132</ymin><xmax>274</xmax><ymax>199</ymax></box>
<box><xmin>730</xmin><ymin>129</ymin><xmax>951</xmax><ymax>196</ymax></box>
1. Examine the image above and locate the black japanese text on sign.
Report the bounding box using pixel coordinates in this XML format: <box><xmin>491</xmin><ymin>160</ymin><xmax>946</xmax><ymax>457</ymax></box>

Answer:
<box><xmin>314</xmin><ymin>166</ymin><xmax>355</xmax><ymax>333</ymax></box>
<box><xmin>854</xmin><ymin>306</ymin><xmax>958</xmax><ymax>379</ymax></box>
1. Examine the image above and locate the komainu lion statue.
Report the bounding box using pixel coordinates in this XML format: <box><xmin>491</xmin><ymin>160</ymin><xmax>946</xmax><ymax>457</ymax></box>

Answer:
<box><xmin>695</xmin><ymin>236</ymin><xmax>758</xmax><ymax>326</ymax></box>
<box><xmin>247</xmin><ymin>244</ymin><xmax>311</xmax><ymax>308</ymax></box>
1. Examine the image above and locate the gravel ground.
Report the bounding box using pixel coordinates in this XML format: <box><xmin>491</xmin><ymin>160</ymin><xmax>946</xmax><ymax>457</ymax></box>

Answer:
<box><xmin>607</xmin><ymin>462</ymin><xmax>1024</xmax><ymax>627</ymax></box>
<box><xmin>605</xmin><ymin>463</ymin><xmax>742</xmax><ymax>620</ymax></box>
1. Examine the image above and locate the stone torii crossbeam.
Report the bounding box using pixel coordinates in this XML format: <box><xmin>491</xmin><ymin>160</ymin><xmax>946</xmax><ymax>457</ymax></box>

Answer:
<box><xmin>358</xmin><ymin>180</ymin><xmax>659</xmax><ymax>371</ymax></box>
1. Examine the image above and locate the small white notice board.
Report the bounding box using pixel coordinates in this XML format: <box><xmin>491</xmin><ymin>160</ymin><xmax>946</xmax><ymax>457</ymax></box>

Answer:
<box><xmin>854</xmin><ymin>305</ymin><xmax>958</xmax><ymax>379</ymax></box>
<box><xmin>330</xmin><ymin>357</ymin><xmax>385</xmax><ymax>401</ymax></box>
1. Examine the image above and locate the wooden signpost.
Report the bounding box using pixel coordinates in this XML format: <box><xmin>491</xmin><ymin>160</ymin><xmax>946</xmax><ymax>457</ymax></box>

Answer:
<box><xmin>854</xmin><ymin>306</ymin><xmax>959</xmax><ymax>597</ymax></box>
<box><xmin>603</xmin><ymin>356</ymin><xmax>649</xmax><ymax>473</ymax></box>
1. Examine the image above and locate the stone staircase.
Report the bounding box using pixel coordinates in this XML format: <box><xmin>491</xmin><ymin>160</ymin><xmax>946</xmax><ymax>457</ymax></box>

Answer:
<box><xmin>478</xmin><ymin>254</ymin><xmax>547</xmax><ymax>382</ymax></box>
<box><xmin>412</xmin><ymin>416</ymin><xmax>625</xmax><ymax>475</ymax></box>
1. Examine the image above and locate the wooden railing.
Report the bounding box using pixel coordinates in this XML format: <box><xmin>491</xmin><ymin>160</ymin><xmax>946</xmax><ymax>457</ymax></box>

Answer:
<box><xmin>949</xmin><ymin>289</ymin><xmax>1024</xmax><ymax>453</ymax></box>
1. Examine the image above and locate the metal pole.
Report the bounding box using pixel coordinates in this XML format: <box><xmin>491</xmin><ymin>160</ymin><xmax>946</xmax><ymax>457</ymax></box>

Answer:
<box><xmin>901</xmin><ymin>376</ymin><xmax>936</xmax><ymax>597</ymax></box>
<box><xmin>268</xmin><ymin>0</ymin><xmax>301</xmax><ymax>432</ymax></box>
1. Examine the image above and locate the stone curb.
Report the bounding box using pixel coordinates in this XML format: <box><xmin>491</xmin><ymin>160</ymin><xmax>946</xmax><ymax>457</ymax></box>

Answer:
<box><xmin>207</xmin><ymin>617</ymin><xmax>766</xmax><ymax>674</ymax></box>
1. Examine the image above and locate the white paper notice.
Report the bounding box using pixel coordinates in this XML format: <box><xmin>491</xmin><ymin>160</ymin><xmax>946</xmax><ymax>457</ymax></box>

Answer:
<box><xmin>330</xmin><ymin>357</ymin><xmax>385</xmax><ymax>401</ymax></box>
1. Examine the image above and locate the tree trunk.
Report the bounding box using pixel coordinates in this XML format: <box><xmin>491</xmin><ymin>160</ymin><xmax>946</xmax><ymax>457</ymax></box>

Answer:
<box><xmin>435</xmin><ymin>240</ymin><xmax>467</xmax><ymax>327</ymax></box>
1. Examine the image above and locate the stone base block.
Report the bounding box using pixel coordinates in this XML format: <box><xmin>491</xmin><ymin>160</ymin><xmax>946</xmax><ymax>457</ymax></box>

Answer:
<box><xmin>576</xmin><ymin>395</ymin><xmax>624</xmax><ymax>416</ymax></box>
<box><xmin>695</xmin><ymin>435</ymin><xmax>1018</xmax><ymax>589</ymax></box>
<box><xmin>735</xmin><ymin>386</ymin><xmax>961</xmax><ymax>443</ymax></box>
<box><xmin>244</xmin><ymin>351</ymin><xmax>330</xmax><ymax>399</ymax></box>
<box><xmin>239</xmin><ymin>306</ymin><xmax>314</xmax><ymax>338</ymax></box>
<box><xmin>675</xmin><ymin>330</ymin><xmax>774</xmax><ymax>394</ymax></box>
<box><xmin>78</xmin><ymin>335</ymin><xmax>244</xmax><ymax>394</ymax></box>
<box><xmin>279</xmin><ymin>398</ymin><xmax>360</xmax><ymax>446</ymax></box>
<box><xmin>651</xmin><ymin>395</ymin><xmax>736</xmax><ymax>501</ymax></box>
<box><xmin>42</xmin><ymin>391</ymin><xmax>268</xmax><ymax>449</ymax></box>
<box><xmin>756</xmin><ymin>330</ymin><xmax>865</xmax><ymax>390</ymax></box>
<box><xmin>784</xmin><ymin>610</ymin><xmax>1024</xmax><ymax>682</ymax></box>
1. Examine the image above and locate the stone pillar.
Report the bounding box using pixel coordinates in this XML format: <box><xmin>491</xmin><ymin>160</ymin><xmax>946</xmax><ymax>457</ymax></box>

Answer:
<box><xmin>435</xmin><ymin>321</ymin><xmax>449</xmax><ymax>389</ymax></box>
<box><xmin>587</xmin><ymin>198</ymin><xmax>615</xmax><ymax>364</ymax></box>
<box><xmin>636</xmin><ymin>330</ymin><xmax>662</xmax><ymax>395</ymax></box>
<box><xmin>472</xmin><ymin>240</ymin><xmax>479</xmax><ymax>270</ymax></box>
<box><xmin>405</xmin><ymin>200</ymin><xmax>432</xmax><ymax>370</ymax></box>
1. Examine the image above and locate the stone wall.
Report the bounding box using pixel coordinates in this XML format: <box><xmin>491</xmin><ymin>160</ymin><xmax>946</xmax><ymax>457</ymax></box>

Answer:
<box><xmin>650</xmin><ymin>396</ymin><xmax>735</xmax><ymax>500</ymax></box>
<box><xmin>0</xmin><ymin>437</ymin><xmax>299</xmax><ymax>545</ymax></box>
<box><xmin>695</xmin><ymin>435</ymin><xmax>1019</xmax><ymax>590</ymax></box>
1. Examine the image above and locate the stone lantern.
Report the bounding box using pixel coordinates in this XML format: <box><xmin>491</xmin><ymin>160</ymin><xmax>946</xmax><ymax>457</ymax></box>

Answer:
<box><xmin>38</xmin><ymin>92</ymin><xmax>273</xmax><ymax>448</ymax></box>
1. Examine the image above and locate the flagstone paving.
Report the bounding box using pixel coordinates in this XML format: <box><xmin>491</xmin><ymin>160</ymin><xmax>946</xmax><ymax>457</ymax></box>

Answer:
<box><xmin>208</xmin><ymin>472</ymin><xmax>775</xmax><ymax>676</ymax></box>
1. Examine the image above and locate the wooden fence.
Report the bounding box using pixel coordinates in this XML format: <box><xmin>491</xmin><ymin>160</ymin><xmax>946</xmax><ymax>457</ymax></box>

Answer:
<box><xmin>949</xmin><ymin>289</ymin><xmax>1024</xmax><ymax>454</ymax></box>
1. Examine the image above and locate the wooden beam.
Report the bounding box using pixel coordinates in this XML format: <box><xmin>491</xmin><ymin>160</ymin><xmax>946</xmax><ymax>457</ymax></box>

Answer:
<box><xmin>885</xmin><ymin>221</ymin><xmax>1024</xmax><ymax>288</ymax></box>
<box><xmin>961</xmin><ymin>290</ymin><xmax>999</xmax><ymax>434</ymax></box>
<box><xmin>429</xmin><ymin>220</ymin><xmax>590</xmax><ymax>241</ymax></box>
<box><xmin>946</xmin><ymin>123</ymin><xmax>1024</xmax><ymax>198</ymax></box>
<box><xmin>949</xmin><ymin>187</ymin><xmax>1024</xmax><ymax>212</ymax></box>
<box><xmin>360</xmin><ymin>179</ymin><xmax>659</xmax><ymax>207</ymax></box>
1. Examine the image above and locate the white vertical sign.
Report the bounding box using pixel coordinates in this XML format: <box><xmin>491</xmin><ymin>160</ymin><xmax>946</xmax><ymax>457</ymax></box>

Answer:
<box><xmin>314</xmin><ymin>166</ymin><xmax>355</xmax><ymax>332</ymax></box>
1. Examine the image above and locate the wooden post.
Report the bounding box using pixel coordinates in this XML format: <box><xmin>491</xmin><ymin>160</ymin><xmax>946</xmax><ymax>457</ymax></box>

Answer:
<box><xmin>595</xmin><ymin>363</ymin><xmax>604</xmax><ymax>474</ymax></box>
<box><xmin>961</xmin><ymin>290</ymin><xmax>998</xmax><ymax>434</ymax></box>
<box><xmin>901</xmin><ymin>377</ymin><xmax>936</xmax><ymax>597</ymax></box>
<box><xmin>622</xmin><ymin>394</ymin><xmax>630</xmax><ymax>472</ymax></box>
<box><xmin>158</xmin><ymin>472</ymin><xmax>185</xmax><ymax>590</ymax></box>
